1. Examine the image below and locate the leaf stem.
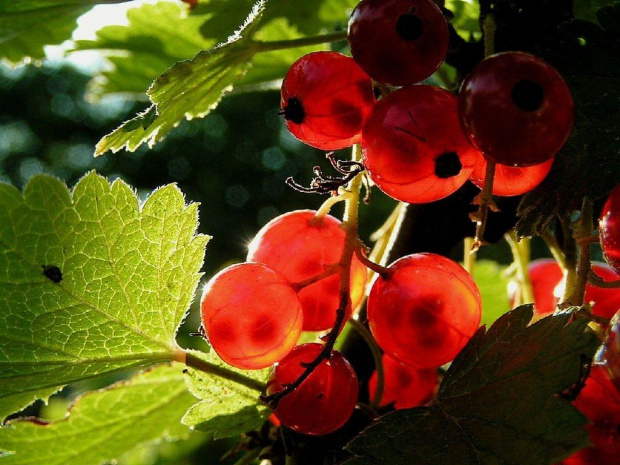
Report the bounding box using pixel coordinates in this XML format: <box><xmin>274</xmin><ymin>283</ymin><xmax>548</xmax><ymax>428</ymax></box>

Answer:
<box><xmin>249</xmin><ymin>31</ymin><xmax>348</xmax><ymax>53</ymax></box>
<box><xmin>182</xmin><ymin>351</ymin><xmax>264</xmax><ymax>393</ymax></box>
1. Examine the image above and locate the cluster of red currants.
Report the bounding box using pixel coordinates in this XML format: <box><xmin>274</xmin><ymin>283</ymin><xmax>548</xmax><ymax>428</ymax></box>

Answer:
<box><xmin>281</xmin><ymin>0</ymin><xmax>574</xmax><ymax>203</ymax></box>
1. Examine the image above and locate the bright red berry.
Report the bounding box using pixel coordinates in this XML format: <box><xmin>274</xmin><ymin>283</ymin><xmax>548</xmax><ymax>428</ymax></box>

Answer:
<box><xmin>459</xmin><ymin>51</ymin><xmax>574</xmax><ymax>166</ymax></box>
<box><xmin>348</xmin><ymin>0</ymin><xmax>449</xmax><ymax>86</ymax></box>
<box><xmin>510</xmin><ymin>258</ymin><xmax>564</xmax><ymax>316</ymax></box>
<box><xmin>603</xmin><ymin>310</ymin><xmax>620</xmax><ymax>392</ymax></box>
<box><xmin>469</xmin><ymin>154</ymin><xmax>554</xmax><ymax>197</ymax></box>
<box><xmin>573</xmin><ymin>365</ymin><xmax>620</xmax><ymax>429</ymax></box>
<box><xmin>200</xmin><ymin>263</ymin><xmax>303</xmax><ymax>370</ymax></box>
<box><xmin>362</xmin><ymin>85</ymin><xmax>479</xmax><ymax>204</ymax></box>
<box><xmin>280</xmin><ymin>51</ymin><xmax>375</xmax><ymax>150</ymax></box>
<box><xmin>247</xmin><ymin>210</ymin><xmax>367</xmax><ymax>331</ymax></box>
<box><xmin>600</xmin><ymin>184</ymin><xmax>620</xmax><ymax>275</ymax></box>
<box><xmin>367</xmin><ymin>253</ymin><xmax>482</xmax><ymax>368</ymax></box>
<box><xmin>562</xmin><ymin>426</ymin><xmax>620</xmax><ymax>465</ymax></box>
<box><xmin>583</xmin><ymin>263</ymin><xmax>620</xmax><ymax>321</ymax></box>
<box><xmin>267</xmin><ymin>343</ymin><xmax>359</xmax><ymax>435</ymax></box>
<box><xmin>368</xmin><ymin>353</ymin><xmax>437</xmax><ymax>409</ymax></box>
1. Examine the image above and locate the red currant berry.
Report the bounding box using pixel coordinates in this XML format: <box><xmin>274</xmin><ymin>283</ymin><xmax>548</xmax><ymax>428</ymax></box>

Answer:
<box><xmin>348</xmin><ymin>0</ymin><xmax>449</xmax><ymax>86</ymax></box>
<box><xmin>368</xmin><ymin>353</ymin><xmax>437</xmax><ymax>409</ymax></box>
<box><xmin>562</xmin><ymin>426</ymin><xmax>620</xmax><ymax>465</ymax></box>
<box><xmin>247</xmin><ymin>210</ymin><xmax>367</xmax><ymax>331</ymax></box>
<box><xmin>362</xmin><ymin>85</ymin><xmax>479</xmax><ymax>204</ymax></box>
<box><xmin>469</xmin><ymin>154</ymin><xmax>554</xmax><ymax>197</ymax></box>
<box><xmin>280</xmin><ymin>51</ymin><xmax>375</xmax><ymax>150</ymax></box>
<box><xmin>584</xmin><ymin>262</ymin><xmax>620</xmax><ymax>321</ymax></box>
<box><xmin>573</xmin><ymin>365</ymin><xmax>620</xmax><ymax>429</ymax></box>
<box><xmin>368</xmin><ymin>253</ymin><xmax>482</xmax><ymax>368</ymax></box>
<box><xmin>459</xmin><ymin>51</ymin><xmax>574</xmax><ymax>166</ymax></box>
<box><xmin>201</xmin><ymin>263</ymin><xmax>303</xmax><ymax>370</ymax></box>
<box><xmin>509</xmin><ymin>258</ymin><xmax>564</xmax><ymax>316</ymax></box>
<box><xmin>267</xmin><ymin>343</ymin><xmax>358</xmax><ymax>435</ymax></box>
<box><xmin>604</xmin><ymin>310</ymin><xmax>620</xmax><ymax>392</ymax></box>
<box><xmin>600</xmin><ymin>184</ymin><xmax>620</xmax><ymax>275</ymax></box>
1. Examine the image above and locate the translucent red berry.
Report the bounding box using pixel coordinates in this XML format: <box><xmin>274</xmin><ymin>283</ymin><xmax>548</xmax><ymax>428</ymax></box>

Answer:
<box><xmin>280</xmin><ymin>51</ymin><xmax>375</xmax><ymax>150</ymax></box>
<box><xmin>469</xmin><ymin>154</ymin><xmax>554</xmax><ymax>197</ymax></box>
<box><xmin>200</xmin><ymin>263</ymin><xmax>303</xmax><ymax>369</ymax></box>
<box><xmin>584</xmin><ymin>263</ymin><xmax>620</xmax><ymax>321</ymax></box>
<box><xmin>267</xmin><ymin>343</ymin><xmax>358</xmax><ymax>435</ymax></box>
<box><xmin>510</xmin><ymin>258</ymin><xmax>564</xmax><ymax>316</ymax></box>
<box><xmin>368</xmin><ymin>353</ymin><xmax>437</xmax><ymax>409</ymax></box>
<box><xmin>348</xmin><ymin>0</ymin><xmax>449</xmax><ymax>86</ymax></box>
<box><xmin>459</xmin><ymin>51</ymin><xmax>574</xmax><ymax>166</ymax></box>
<box><xmin>368</xmin><ymin>253</ymin><xmax>482</xmax><ymax>368</ymax></box>
<box><xmin>600</xmin><ymin>184</ymin><xmax>620</xmax><ymax>275</ymax></box>
<box><xmin>362</xmin><ymin>85</ymin><xmax>479</xmax><ymax>204</ymax></box>
<box><xmin>604</xmin><ymin>310</ymin><xmax>620</xmax><ymax>391</ymax></box>
<box><xmin>562</xmin><ymin>426</ymin><xmax>620</xmax><ymax>465</ymax></box>
<box><xmin>573</xmin><ymin>365</ymin><xmax>620</xmax><ymax>429</ymax></box>
<box><xmin>247</xmin><ymin>210</ymin><xmax>367</xmax><ymax>331</ymax></box>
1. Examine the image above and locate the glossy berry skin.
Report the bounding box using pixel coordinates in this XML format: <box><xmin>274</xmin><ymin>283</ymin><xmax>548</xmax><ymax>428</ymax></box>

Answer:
<box><xmin>584</xmin><ymin>263</ymin><xmax>620</xmax><ymax>321</ymax></box>
<box><xmin>511</xmin><ymin>258</ymin><xmax>564</xmax><ymax>316</ymax></box>
<box><xmin>247</xmin><ymin>210</ymin><xmax>367</xmax><ymax>331</ymax></box>
<box><xmin>367</xmin><ymin>253</ymin><xmax>482</xmax><ymax>368</ymax></box>
<box><xmin>368</xmin><ymin>353</ymin><xmax>437</xmax><ymax>409</ymax></box>
<box><xmin>201</xmin><ymin>263</ymin><xmax>303</xmax><ymax>370</ymax></box>
<box><xmin>469</xmin><ymin>154</ymin><xmax>554</xmax><ymax>197</ymax></box>
<box><xmin>600</xmin><ymin>184</ymin><xmax>620</xmax><ymax>274</ymax></box>
<box><xmin>459</xmin><ymin>52</ymin><xmax>574</xmax><ymax>166</ymax></box>
<box><xmin>573</xmin><ymin>365</ymin><xmax>620</xmax><ymax>429</ymax></box>
<box><xmin>267</xmin><ymin>343</ymin><xmax>358</xmax><ymax>435</ymax></box>
<box><xmin>362</xmin><ymin>85</ymin><xmax>479</xmax><ymax>204</ymax></box>
<box><xmin>348</xmin><ymin>0</ymin><xmax>449</xmax><ymax>86</ymax></box>
<box><xmin>280</xmin><ymin>51</ymin><xmax>375</xmax><ymax>150</ymax></box>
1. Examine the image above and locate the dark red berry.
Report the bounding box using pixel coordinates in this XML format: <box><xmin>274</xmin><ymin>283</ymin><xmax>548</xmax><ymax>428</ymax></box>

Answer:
<box><xmin>368</xmin><ymin>353</ymin><xmax>437</xmax><ymax>409</ymax></box>
<box><xmin>584</xmin><ymin>263</ymin><xmax>620</xmax><ymax>321</ymax></box>
<box><xmin>280</xmin><ymin>51</ymin><xmax>375</xmax><ymax>150</ymax></box>
<box><xmin>348</xmin><ymin>0</ymin><xmax>449</xmax><ymax>85</ymax></box>
<box><xmin>600</xmin><ymin>185</ymin><xmax>620</xmax><ymax>275</ymax></box>
<box><xmin>562</xmin><ymin>426</ymin><xmax>620</xmax><ymax>465</ymax></box>
<box><xmin>367</xmin><ymin>253</ymin><xmax>482</xmax><ymax>368</ymax></box>
<box><xmin>247</xmin><ymin>210</ymin><xmax>367</xmax><ymax>331</ymax></box>
<box><xmin>459</xmin><ymin>52</ymin><xmax>574</xmax><ymax>166</ymax></box>
<box><xmin>361</xmin><ymin>85</ymin><xmax>479</xmax><ymax>204</ymax></box>
<box><xmin>267</xmin><ymin>343</ymin><xmax>358</xmax><ymax>435</ymax></box>
<box><xmin>201</xmin><ymin>263</ymin><xmax>303</xmax><ymax>369</ymax></box>
<box><xmin>469</xmin><ymin>154</ymin><xmax>554</xmax><ymax>197</ymax></box>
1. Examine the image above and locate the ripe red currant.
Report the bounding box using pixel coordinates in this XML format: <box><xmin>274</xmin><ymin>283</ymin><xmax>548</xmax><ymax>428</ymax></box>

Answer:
<box><xmin>247</xmin><ymin>210</ymin><xmax>367</xmax><ymax>331</ymax></box>
<box><xmin>604</xmin><ymin>311</ymin><xmax>620</xmax><ymax>392</ymax></box>
<box><xmin>573</xmin><ymin>365</ymin><xmax>620</xmax><ymax>429</ymax></box>
<box><xmin>600</xmin><ymin>184</ymin><xmax>620</xmax><ymax>275</ymax></box>
<box><xmin>267</xmin><ymin>343</ymin><xmax>358</xmax><ymax>435</ymax></box>
<box><xmin>280</xmin><ymin>51</ymin><xmax>375</xmax><ymax>150</ymax></box>
<box><xmin>459</xmin><ymin>51</ymin><xmax>574</xmax><ymax>166</ymax></box>
<box><xmin>509</xmin><ymin>258</ymin><xmax>564</xmax><ymax>316</ymax></box>
<box><xmin>562</xmin><ymin>426</ymin><xmax>620</xmax><ymax>465</ymax></box>
<box><xmin>584</xmin><ymin>262</ymin><xmax>620</xmax><ymax>321</ymax></box>
<box><xmin>362</xmin><ymin>85</ymin><xmax>479</xmax><ymax>204</ymax></box>
<box><xmin>367</xmin><ymin>253</ymin><xmax>482</xmax><ymax>368</ymax></box>
<box><xmin>469</xmin><ymin>155</ymin><xmax>554</xmax><ymax>197</ymax></box>
<box><xmin>348</xmin><ymin>0</ymin><xmax>449</xmax><ymax>86</ymax></box>
<box><xmin>368</xmin><ymin>353</ymin><xmax>437</xmax><ymax>409</ymax></box>
<box><xmin>200</xmin><ymin>263</ymin><xmax>303</xmax><ymax>370</ymax></box>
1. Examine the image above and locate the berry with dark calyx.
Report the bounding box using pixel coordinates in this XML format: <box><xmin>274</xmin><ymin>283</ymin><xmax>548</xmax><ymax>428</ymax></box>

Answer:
<box><xmin>200</xmin><ymin>263</ymin><xmax>303</xmax><ymax>370</ymax></box>
<box><xmin>600</xmin><ymin>184</ymin><xmax>620</xmax><ymax>274</ymax></box>
<box><xmin>247</xmin><ymin>210</ymin><xmax>367</xmax><ymax>332</ymax></box>
<box><xmin>348</xmin><ymin>0</ymin><xmax>449</xmax><ymax>86</ymax></box>
<box><xmin>266</xmin><ymin>343</ymin><xmax>358</xmax><ymax>436</ymax></box>
<box><xmin>368</xmin><ymin>353</ymin><xmax>437</xmax><ymax>409</ymax></box>
<box><xmin>469</xmin><ymin>154</ymin><xmax>554</xmax><ymax>197</ymax></box>
<box><xmin>367</xmin><ymin>253</ymin><xmax>482</xmax><ymax>368</ymax></box>
<box><xmin>459</xmin><ymin>51</ymin><xmax>574</xmax><ymax>166</ymax></box>
<box><xmin>280</xmin><ymin>51</ymin><xmax>375</xmax><ymax>150</ymax></box>
<box><xmin>361</xmin><ymin>85</ymin><xmax>479</xmax><ymax>204</ymax></box>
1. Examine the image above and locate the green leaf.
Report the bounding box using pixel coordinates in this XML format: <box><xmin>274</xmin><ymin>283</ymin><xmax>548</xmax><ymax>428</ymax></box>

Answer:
<box><xmin>94</xmin><ymin>1</ymin><xmax>266</xmax><ymax>156</ymax></box>
<box><xmin>345</xmin><ymin>306</ymin><xmax>600</xmax><ymax>465</ymax></box>
<box><xmin>74</xmin><ymin>1</ymin><xmax>215</xmax><ymax>98</ymax></box>
<box><xmin>0</xmin><ymin>1</ymin><xmax>125</xmax><ymax>64</ymax></box>
<box><xmin>445</xmin><ymin>0</ymin><xmax>481</xmax><ymax>40</ymax></box>
<box><xmin>472</xmin><ymin>260</ymin><xmax>511</xmax><ymax>326</ymax></box>
<box><xmin>517</xmin><ymin>4</ymin><xmax>620</xmax><ymax>236</ymax></box>
<box><xmin>0</xmin><ymin>364</ymin><xmax>195</xmax><ymax>465</ymax></box>
<box><xmin>182</xmin><ymin>350</ymin><xmax>269</xmax><ymax>438</ymax></box>
<box><xmin>0</xmin><ymin>172</ymin><xmax>208</xmax><ymax>419</ymax></box>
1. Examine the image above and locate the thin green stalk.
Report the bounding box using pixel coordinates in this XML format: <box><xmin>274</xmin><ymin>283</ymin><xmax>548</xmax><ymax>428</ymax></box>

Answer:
<box><xmin>505</xmin><ymin>231</ymin><xmax>535</xmax><ymax>304</ymax></box>
<box><xmin>183</xmin><ymin>351</ymin><xmax>264</xmax><ymax>393</ymax></box>
<box><xmin>483</xmin><ymin>14</ymin><xmax>496</xmax><ymax>57</ymax></box>
<box><xmin>463</xmin><ymin>237</ymin><xmax>476</xmax><ymax>274</ymax></box>
<box><xmin>542</xmin><ymin>229</ymin><xmax>567</xmax><ymax>270</ymax></box>
<box><xmin>249</xmin><ymin>31</ymin><xmax>348</xmax><ymax>53</ymax></box>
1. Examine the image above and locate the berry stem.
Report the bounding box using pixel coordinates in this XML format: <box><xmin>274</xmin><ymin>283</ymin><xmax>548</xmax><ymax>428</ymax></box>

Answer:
<box><xmin>249</xmin><ymin>31</ymin><xmax>348</xmax><ymax>53</ymax></box>
<box><xmin>505</xmin><ymin>231</ymin><xmax>535</xmax><ymax>305</ymax></box>
<box><xmin>312</xmin><ymin>191</ymin><xmax>350</xmax><ymax>224</ymax></box>
<box><xmin>587</xmin><ymin>272</ymin><xmax>620</xmax><ymax>289</ymax></box>
<box><xmin>463</xmin><ymin>237</ymin><xmax>476</xmax><ymax>274</ymax></box>
<box><xmin>542</xmin><ymin>229</ymin><xmax>568</xmax><ymax>270</ymax></box>
<box><xmin>471</xmin><ymin>159</ymin><xmax>497</xmax><ymax>251</ymax></box>
<box><xmin>354</xmin><ymin>246</ymin><xmax>391</xmax><ymax>277</ymax></box>
<box><xmin>348</xmin><ymin>318</ymin><xmax>384</xmax><ymax>409</ymax></box>
<box><xmin>290</xmin><ymin>265</ymin><xmax>339</xmax><ymax>292</ymax></box>
<box><xmin>182</xmin><ymin>351</ymin><xmax>265</xmax><ymax>393</ymax></box>
<box><xmin>563</xmin><ymin>199</ymin><xmax>594</xmax><ymax>307</ymax></box>
<box><xmin>482</xmin><ymin>13</ymin><xmax>496</xmax><ymax>58</ymax></box>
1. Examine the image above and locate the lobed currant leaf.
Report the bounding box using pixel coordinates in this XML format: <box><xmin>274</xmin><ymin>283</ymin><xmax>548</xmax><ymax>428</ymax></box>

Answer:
<box><xmin>0</xmin><ymin>364</ymin><xmax>195</xmax><ymax>465</ymax></box>
<box><xmin>0</xmin><ymin>172</ymin><xmax>208</xmax><ymax>420</ymax></box>
<box><xmin>345</xmin><ymin>306</ymin><xmax>601</xmax><ymax>465</ymax></box>
<box><xmin>516</xmin><ymin>4</ymin><xmax>620</xmax><ymax>236</ymax></box>
<box><xmin>182</xmin><ymin>350</ymin><xmax>269</xmax><ymax>439</ymax></box>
